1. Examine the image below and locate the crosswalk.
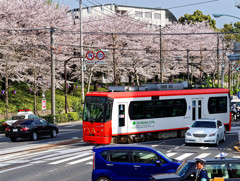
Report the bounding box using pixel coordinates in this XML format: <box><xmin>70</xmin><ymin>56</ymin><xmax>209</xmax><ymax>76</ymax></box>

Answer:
<box><xmin>0</xmin><ymin>143</ymin><xmax>237</xmax><ymax>174</ymax></box>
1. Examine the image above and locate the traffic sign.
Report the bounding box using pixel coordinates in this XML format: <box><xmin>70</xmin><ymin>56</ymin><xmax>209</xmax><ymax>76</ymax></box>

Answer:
<box><xmin>96</xmin><ymin>51</ymin><xmax>105</xmax><ymax>60</ymax></box>
<box><xmin>86</xmin><ymin>51</ymin><xmax>94</xmax><ymax>60</ymax></box>
<box><xmin>42</xmin><ymin>98</ymin><xmax>46</xmax><ymax>111</ymax></box>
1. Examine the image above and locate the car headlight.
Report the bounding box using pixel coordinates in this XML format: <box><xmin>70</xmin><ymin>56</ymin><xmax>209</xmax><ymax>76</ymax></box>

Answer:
<box><xmin>186</xmin><ymin>132</ymin><xmax>192</xmax><ymax>136</ymax></box>
<box><xmin>209</xmin><ymin>133</ymin><xmax>216</xmax><ymax>137</ymax></box>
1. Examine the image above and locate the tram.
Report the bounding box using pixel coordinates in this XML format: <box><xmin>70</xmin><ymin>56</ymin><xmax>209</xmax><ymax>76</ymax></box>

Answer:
<box><xmin>83</xmin><ymin>83</ymin><xmax>231</xmax><ymax>144</ymax></box>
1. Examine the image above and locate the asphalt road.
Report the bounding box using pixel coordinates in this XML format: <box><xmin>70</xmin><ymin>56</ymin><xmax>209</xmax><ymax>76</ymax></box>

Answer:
<box><xmin>0</xmin><ymin>122</ymin><xmax>239</xmax><ymax>181</ymax></box>
<box><xmin>0</xmin><ymin>122</ymin><xmax>83</xmax><ymax>149</ymax></box>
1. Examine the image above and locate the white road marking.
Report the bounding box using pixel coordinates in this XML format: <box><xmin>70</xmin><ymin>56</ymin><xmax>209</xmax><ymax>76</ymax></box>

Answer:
<box><xmin>233</xmin><ymin>156</ymin><xmax>240</xmax><ymax>158</ymax></box>
<box><xmin>86</xmin><ymin>162</ymin><xmax>92</xmax><ymax>164</ymax></box>
<box><xmin>49</xmin><ymin>152</ymin><xmax>92</xmax><ymax>165</ymax></box>
<box><xmin>166</xmin><ymin>153</ymin><xmax>177</xmax><ymax>157</ymax></box>
<box><xmin>200</xmin><ymin>146</ymin><xmax>209</xmax><ymax>150</ymax></box>
<box><xmin>45</xmin><ymin>152</ymin><xmax>81</xmax><ymax>161</ymax></box>
<box><xmin>195</xmin><ymin>153</ymin><xmax>211</xmax><ymax>158</ymax></box>
<box><xmin>0</xmin><ymin>163</ymin><xmax>33</xmax><ymax>174</ymax></box>
<box><xmin>31</xmin><ymin>160</ymin><xmax>46</xmax><ymax>164</ymax></box>
<box><xmin>175</xmin><ymin>153</ymin><xmax>194</xmax><ymax>160</ymax></box>
<box><xmin>0</xmin><ymin>163</ymin><xmax>9</xmax><ymax>167</ymax></box>
<box><xmin>67</xmin><ymin>156</ymin><xmax>93</xmax><ymax>165</ymax></box>
<box><xmin>174</xmin><ymin>146</ymin><xmax>179</xmax><ymax>150</ymax></box>
<box><xmin>151</xmin><ymin>145</ymin><xmax>159</xmax><ymax>147</ymax></box>
<box><xmin>215</xmin><ymin>153</ymin><xmax>228</xmax><ymax>158</ymax></box>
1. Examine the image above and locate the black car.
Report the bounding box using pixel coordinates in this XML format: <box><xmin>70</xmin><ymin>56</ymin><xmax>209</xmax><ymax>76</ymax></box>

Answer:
<box><xmin>5</xmin><ymin>119</ymin><xmax>59</xmax><ymax>142</ymax></box>
<box><xmin>151</xmin><ymin>158</ymin><xmax>240</xmax><ymax>181</ymax></box>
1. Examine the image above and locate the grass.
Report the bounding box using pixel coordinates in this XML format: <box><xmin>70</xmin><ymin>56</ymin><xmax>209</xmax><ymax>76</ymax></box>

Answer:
<box><xmin>0</xmin><ymin>82</ymin><xmax>107</xmax><ymax>118</ymax></box>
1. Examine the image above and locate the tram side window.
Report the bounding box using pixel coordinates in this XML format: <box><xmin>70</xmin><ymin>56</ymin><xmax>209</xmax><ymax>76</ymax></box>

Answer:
<box><xmin>129</xmin><ymin>99</ymin><xmax>187</xmax><ymax>120</ymax></box>
<box><xmin>119</xmin><ymin>104</ymin><xmax>125</xmax><ymax>127</ymax></box>
<box><xmin>208</xmin><ymin>96</ymin><xmax>227</xmax><ymax>114</ymax></box>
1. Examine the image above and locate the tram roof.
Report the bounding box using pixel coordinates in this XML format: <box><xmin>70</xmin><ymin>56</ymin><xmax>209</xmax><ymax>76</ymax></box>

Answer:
<box><xmin>86</xmin><ymin>88</ymin><xmax>229</xmax><ymax>99</ymax></box>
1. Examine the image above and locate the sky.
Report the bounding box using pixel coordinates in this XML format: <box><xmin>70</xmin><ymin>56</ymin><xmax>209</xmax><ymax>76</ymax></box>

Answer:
<box><xmin>55</xmin><ymin>0</ymin><xmax>240</xmax><ymax>28</ymax></box>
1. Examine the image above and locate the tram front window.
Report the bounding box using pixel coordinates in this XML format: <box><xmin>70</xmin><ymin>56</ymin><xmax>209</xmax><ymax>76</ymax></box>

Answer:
<box><xmin>83</xmin><ymin>96</ymin><xmax>112</xmax><ymax>123</ymax></box>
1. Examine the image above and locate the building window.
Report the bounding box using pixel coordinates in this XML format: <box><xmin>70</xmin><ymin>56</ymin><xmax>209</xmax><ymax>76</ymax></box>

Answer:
<box><xmin>135</xmin><ymin>11</ymin><xmax>143</xmax><ymax>18</ymax></box>
<box><xmin>154</xmin><ymin>13</ymin><xmax>161</xmax><ymax>19</ymax></box>
<box><xmin>208</xmin><ymin>96</ymin><xmax>227</xmax><ymax>114</ymax></box>
<box><xmin>145</xmin><ymin>12</ymin><xmax>152</xmax><ymax>19</ymax></box>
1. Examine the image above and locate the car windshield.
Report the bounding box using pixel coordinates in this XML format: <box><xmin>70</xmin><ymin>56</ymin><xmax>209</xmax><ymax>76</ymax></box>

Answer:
<box><xmin>11</xmin><ymin>116</ymin><xmax>25</xmax><ymax>120</ymax></box>
<box><xmin>176</xmin><ymin>161</ymin><xmax>194</xmax><ymax>176</ymax></box>
<box><xmin>19</xmin><ymin>120</ymin><xmax>33</xmax><ymax>125</ymax></box>
<box><xmin>12</xmin><ymin>120</ymin><xmax>33</xmax><ymax>126</ymax></box>
<box><xmin>192</xmin><ymin>121</ymin><xmax>216</xmax><ymax>128</ymax></box>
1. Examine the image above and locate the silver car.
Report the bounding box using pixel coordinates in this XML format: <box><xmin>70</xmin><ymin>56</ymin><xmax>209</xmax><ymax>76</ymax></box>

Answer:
<box><xmin>185</xmin><ymin>118</ymin><xmax>225</xmax><ymax>145</ymax></box>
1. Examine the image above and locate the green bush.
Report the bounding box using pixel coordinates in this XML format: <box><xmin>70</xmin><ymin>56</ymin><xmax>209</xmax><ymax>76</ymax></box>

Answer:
<box><xmin>67</xmin><ymin>112</ymin><xmax>79</xmax><ymax>121</ymax></box>
<box><xmin>40</xmin><ymin>114</ymin><xmax>54</xmax><ymax>124</ymax></box>
<box><xmin>55</xmin><ymin>113</ymin><xmax>68</xmax><ymax>123</ymax></box>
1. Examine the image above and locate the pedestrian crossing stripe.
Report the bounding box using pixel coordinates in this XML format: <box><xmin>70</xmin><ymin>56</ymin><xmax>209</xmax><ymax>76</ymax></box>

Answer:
<box><xmin>49</xmin><ymin>152</ymin><xmax>92</xmax><ymax>165</ymax></box>
<box><xmin>67</xmin><ymin>156</ymin><xmax>93</xmax><ymax>165</ymax></box>
<box><xmin>175</xmin><ymin>153</ymin><xmax>194</xmax><ymax>160</ymax></box>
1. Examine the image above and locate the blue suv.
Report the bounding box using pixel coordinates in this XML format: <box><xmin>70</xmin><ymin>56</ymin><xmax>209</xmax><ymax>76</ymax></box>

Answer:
<box><xmin>92</xmin><ymin>144</ymin><xmax>181</xmax><ymax>181</ymax></box>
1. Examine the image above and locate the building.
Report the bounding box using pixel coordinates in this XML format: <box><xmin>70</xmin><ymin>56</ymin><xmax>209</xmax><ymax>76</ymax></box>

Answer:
<box><xmin>70</xmin><ymin>4</ymin><xmax>177</xmax><ymax>27</ymax></box>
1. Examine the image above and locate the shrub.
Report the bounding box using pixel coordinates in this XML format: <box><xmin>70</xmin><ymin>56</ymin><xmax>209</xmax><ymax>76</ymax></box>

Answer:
<box><xmin>55</xmin><ymin>114</ymin><xmax>68</xmax><ymax>123</ymax></box>
<box><xmin>40</xmin><ymin>114</ymin><xmax>54</xmax><ymax>123</ymax></box>
<box><xmin>67</xmin><ymin>112</ymin><xmax>79</xmax><ymax>121</ymax></box>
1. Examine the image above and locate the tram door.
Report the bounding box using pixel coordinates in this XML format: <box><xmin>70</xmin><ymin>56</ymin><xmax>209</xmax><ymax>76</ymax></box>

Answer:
<box><xmin>117</xmin><ymin>103</ymin><xmax>128</xmax><ymax>133</ymax></box>
<box><xmin>192</xmin><ymin>99</ymin><xmax>203</xmax><ymax>121</ymax></box>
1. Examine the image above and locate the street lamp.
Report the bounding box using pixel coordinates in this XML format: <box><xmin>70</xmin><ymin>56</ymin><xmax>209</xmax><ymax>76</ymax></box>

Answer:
<box><xmin>212</xmin><ymin>13</ymin><xmax>240</xmax><ymax>20</ymax></box>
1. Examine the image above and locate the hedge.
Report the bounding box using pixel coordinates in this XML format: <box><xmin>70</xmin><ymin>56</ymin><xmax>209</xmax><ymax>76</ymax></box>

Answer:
<box><xmin>40</xmin><ymin>112</ymin><xmax>81</xmax><ymax>123</ymax></box>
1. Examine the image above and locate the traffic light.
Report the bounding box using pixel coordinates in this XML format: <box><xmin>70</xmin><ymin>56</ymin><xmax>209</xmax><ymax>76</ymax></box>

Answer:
<box><xmin>237</xmin><ymin>67</ymin><xmax>240</xmax><ymax>70</ymax></box>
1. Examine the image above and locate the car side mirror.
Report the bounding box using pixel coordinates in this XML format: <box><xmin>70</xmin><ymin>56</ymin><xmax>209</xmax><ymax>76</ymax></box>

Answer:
<box><xmin>155</xmin><ymin>160</ymin><xmax>161</xmax><ymax>166</ymax></box>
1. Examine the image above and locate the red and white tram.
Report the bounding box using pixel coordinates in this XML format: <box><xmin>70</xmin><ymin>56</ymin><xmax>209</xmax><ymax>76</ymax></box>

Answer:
<box><xmin>83</xmin><ymin>84</ymin><xmax>230</xmax><ymax>144</ymax></box>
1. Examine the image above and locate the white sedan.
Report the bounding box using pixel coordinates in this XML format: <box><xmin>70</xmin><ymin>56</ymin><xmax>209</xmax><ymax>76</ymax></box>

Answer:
<box><xmin>185</xmin><ymin>118</ymin><xmax>225</xmax><ymax>146</ymax></box>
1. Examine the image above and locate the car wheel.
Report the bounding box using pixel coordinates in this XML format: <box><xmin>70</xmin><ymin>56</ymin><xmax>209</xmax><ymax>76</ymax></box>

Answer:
<box><xmin>50</xmin><ymin>129</ymin><xmax>57</xmax><ymax>138</ymax></box>
<box><xmin>216</xmin><ymin>136</ymin><xmax>219</xmax><ymax>146</ymax></box>
<box><xmin>31</xmin><ymin>132</ymin><xmax>38</xmax><ymax>141</ymax></box>
<box><xmin>10</xmin><ymin>137</ymin><xmax>17</xmax><ymax>142</ymax></box>
<box><xmin>97</xmin><ymin>177</ymin><xmax>111</xmax><ymax>181</ymax></box>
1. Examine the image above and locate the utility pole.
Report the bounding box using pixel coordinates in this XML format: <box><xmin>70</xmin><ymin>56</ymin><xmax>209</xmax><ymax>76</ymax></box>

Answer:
<box><xmin>217</xmin><ymin>34</ymin><xmax>220</xmax><ymax>87</ymax></box>
<box><xmin>221</xmin><ymin>38</ymin><xmax>225</xmax><ymax>88</ymax></box>
<box><xmin>50</xmin><ymin>27</ymin><xmax>56</xmax><ymax>122</ymax></box>
<box><xmin>160</xmin><ymin>25</ymin><xmax>163</xmax><ymax>83</ymax></box>
<box><xmin>187</xmin><ymin>49</ymin><xmax>190</xmax><ymax>85</ymax></box>
<box><xmin>79</xmin><ymin>0</ymin><xmax>84</xmax><ymax>103</ymax></box>
<box><xmin>112</xmin><ymin>34</ymin><xmax>117</xmax><ymax>85</ymax></box>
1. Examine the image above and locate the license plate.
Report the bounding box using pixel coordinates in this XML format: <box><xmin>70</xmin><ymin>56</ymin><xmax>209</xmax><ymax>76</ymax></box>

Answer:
<box><xmin>13</xmin><ymin>129</ymin><xmax>18</xmax><ymax>132</ymax></box>
<box><xmin>197</xmin><ymin>139</ymin><xmax>204</xmax><ymax>143</ymax></box>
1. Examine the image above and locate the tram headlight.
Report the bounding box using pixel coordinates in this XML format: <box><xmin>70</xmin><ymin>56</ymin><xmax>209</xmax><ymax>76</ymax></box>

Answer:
<box><xmin>186</xmin><ymin>132</ymin><xmax>192</xmax><ymax>136</ymax></box>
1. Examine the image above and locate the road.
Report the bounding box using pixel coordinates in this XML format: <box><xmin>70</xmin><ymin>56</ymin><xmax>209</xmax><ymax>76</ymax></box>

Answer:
<box><xmin>0</xmin><ymin>122</ymin><xmax>239</xmax><ymax>181</ymax></box>
<box><xmin>0</xmin><ymin>122</ymin><xmax>83</xmax><ymax>149</ymax></box>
